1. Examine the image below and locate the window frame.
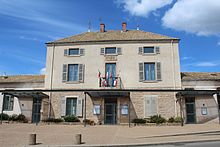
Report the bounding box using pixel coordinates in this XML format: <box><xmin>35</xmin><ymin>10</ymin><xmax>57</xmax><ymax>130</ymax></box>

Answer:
<box><xmin>144</xmin><ymin>62</ymin><xmax>156</xmax><ymax>82</ymax></box>
<box><xmin>68</xmin><ymin>48</ymin><xmax>80</xmax><ymax>56</ymax></box>
<box><xmin>67</xmin><ymin>64</ymin><xmax>79</xmax><ymax>82</ymax></box>
<box><xmin>143</xmin><ymin>46</ymin><xmax>156</xmax><ymax>55</ymax></box>
<box><xmin>3</xmin><ymin>94</ymin><xmax>14</xmax><ymax>111</ymax></box>
<box><xmin>65</xmin><ymin>97</ymin><xmax>77</xmax><ymax>116</ymax></box>
<box><xmin>105</xmin><ymin>47</ymin><xmax>117</xmax><ymax>55</ymax></box>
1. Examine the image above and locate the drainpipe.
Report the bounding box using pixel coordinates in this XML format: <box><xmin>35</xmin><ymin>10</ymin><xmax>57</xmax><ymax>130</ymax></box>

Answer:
<box><xmin>48</xmin><ymin>43</ymin><xmax>56</xmax><ymax>119</ymax></box>
<box><xmin>171</xmin><ymin>40</ymin><xmax>178</xmax><ymax>117</ymax></box>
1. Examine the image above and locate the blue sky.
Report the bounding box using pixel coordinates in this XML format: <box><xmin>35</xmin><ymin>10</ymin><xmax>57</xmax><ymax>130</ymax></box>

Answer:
<box><xmin>0</xmin><ymin>0</ymin><xmax>220</xmax><ymax>75</ymax></box>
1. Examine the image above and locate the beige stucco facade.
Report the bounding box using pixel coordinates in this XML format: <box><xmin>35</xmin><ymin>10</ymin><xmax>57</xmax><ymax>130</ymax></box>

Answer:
<box><xmin>45</xmin><ymin>34</ymin><xmax>182</xmax><ymax>124</ymax></box>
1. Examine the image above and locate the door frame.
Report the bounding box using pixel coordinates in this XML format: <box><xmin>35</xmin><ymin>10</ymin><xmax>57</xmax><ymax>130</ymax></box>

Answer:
<box><xmin>104</xmin><ymin>98</ymin><xmax>117</xmax><ymax>125</ymax></box>
<box><xmin>185</xmin><ymin>97</ymin><xmax>196</xmax><ymax>124</ymax></box>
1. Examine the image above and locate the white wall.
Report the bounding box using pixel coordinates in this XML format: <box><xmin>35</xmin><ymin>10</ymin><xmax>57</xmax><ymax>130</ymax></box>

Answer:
<box><xmin>0</xmin><ymin>92</ymin><xmax>21</xmax><ymax>115</ymax></box>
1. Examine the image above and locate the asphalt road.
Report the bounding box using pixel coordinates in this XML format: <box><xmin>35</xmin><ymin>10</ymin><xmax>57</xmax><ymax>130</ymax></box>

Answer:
<box><xmin>149</xmin><ymin>141</ymin><xmax>220</xmax><ymax>147</ymax></box>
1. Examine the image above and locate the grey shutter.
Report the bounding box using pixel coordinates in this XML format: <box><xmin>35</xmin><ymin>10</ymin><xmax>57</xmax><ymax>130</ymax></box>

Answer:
<box><xmin>100</xmin><ymin>48</ymin><xmax>105</xmax><ymax>55</ymax></box>
<box><xmin>76</xmin><ymin>97</ymin><xmax>83</xmax><ymax>117</ymax></box>
<box><xmin>144</xmin><ymin>96</ymin><xmax>151</xmax><ymax>118</ymax></box>
<box><xmin>155</xmin><ymin>46</ymin><xmax>160</xmax><ymax>54</ymax></box>
<box><xmin>139</xmin><ymin>63</ymin><xmax>144</xmax><ymax>82</ymax></box>
<box><xmin>144</xmin><ymin>95</ymin><xmax>158</xmax><ymax>118</ymax></box>
<box><xmin>79</xmin><ymin>48</ymin><xmax>85</xmax><ymax>56</ymax></box>
<box><xmin>138</xmin><ymin>47</ymin><xmax>143</xmax><ymax>54</ymax></box>
<box><xmin>60</xmin><ymin>97</ymin><xmax>66</xmax><ymax>116</ymax></box>
<box><xmin>62</xmin><ymin>64</ymin><xmax>68</xmax><ymax>82</ymax></box>
<box><xmin>117</xmin><ymin>47</ymin><xmax>122</xmax><ymax>55</ymax></box>
<box><xmin>156</xmin><ymin>62</ymin><xmax>162</xmax><ymax>81</ymax></box>
<box><xmin>64</xmin><ymin>49</ymin><xmax>68</xmax><ymax>56</ymax></box>
<box><xmin>78</xmin><ymin>64</ymin><xmax>84</xmax><ymax>82</ymax></box>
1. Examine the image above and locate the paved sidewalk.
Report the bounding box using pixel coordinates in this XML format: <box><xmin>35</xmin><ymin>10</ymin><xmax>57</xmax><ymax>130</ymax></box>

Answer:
<box><xmin>0</xmin><ymin>123</ymin><xmax>220</xmax><ymax>147</ymax></box>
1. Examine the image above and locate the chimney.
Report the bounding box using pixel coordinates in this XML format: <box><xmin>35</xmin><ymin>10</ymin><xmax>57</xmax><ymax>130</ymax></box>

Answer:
<box><xmin>122</xmin><ymin>22</ymin><xmax>127</xmax><ymax>32</ymax></box>
<box><xmin>100</xmin><ymin>23</ymin><xmax>105</xmax><ymax>33</ymax></box>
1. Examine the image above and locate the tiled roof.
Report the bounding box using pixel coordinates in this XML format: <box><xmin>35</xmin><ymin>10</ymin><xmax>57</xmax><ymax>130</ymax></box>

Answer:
<box><xmin>47</xmin><ymin>30</ymin><xmax>178</xmax><ymax>44</ymax></box>
<box><xmin>0</xmin><ymin>75</ymin><xmax>45</xmax><ymax>83</ymax></box>
<box><xmin>181</xmin><ymin>72</ymin><xmax>220</xmax><ymax>81</ymax></box>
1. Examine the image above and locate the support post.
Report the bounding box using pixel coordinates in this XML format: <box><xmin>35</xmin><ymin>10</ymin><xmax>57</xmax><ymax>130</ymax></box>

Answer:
<box><xmin>29</xmin><ymin>134</ymin><xmax>36</xmax><ymax>145</ymax></box>
<box><xmin>180</xmin><ymin>97</ymin><xmax>184</xmax><ymax>127</ymax></box>
<box><xmin>74</xmin><ymin>134</ymin><xmax>82</xmax><ymax>145</ymax></box>
<box><xmin>0</xmin><ymin>93</ymin><xmax>4</xmax><ymax>124</ymax></box>
<box><xmin>84</xmin><ymin>92</ymin><xmax>87</xmax><ymax>127</ymax></box>
<box><xmin>128</xmin><ymin>96</ymin><xmax>131</xmax><ymax>127</ymax></box>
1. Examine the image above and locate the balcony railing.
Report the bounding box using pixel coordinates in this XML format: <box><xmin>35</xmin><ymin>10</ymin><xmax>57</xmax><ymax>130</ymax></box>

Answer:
<box><xmin>99</xmin><ymin>77</ymin><xmax>122</xmax><ymax>89</ymax></box>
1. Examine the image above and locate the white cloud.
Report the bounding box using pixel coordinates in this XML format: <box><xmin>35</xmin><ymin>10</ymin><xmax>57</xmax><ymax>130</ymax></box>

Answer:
<box><xmin>116</xmin><ymin>0</ymin><xmax>173</xmax><ymax>17</ymax></box>
<box><xmin>195</xmin><ymin>62</ymin><xmax>218</xmax><ymax>67</ymax></box>
<box><xmin>181</xmin><ymin>56</ymin><xmax>193</xmax><ymax>61</ymax></box>
<box><xmin>40</xmin><ymin>67</ymin><xmax>46</xmax><ymax>74</ymax></box>
<box><xmin>162</xmin><ymin>0</ymin><xmax>220</xmax><ymax>36</ymax></box>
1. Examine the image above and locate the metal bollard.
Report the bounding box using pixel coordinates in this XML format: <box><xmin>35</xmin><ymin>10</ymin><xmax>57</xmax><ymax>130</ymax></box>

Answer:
<box><xmin>75</xmin><ymin>134</ymin><xmax>82</xmax><ymax>145</ymax></box>
<box><xmin>29</xmin><ymin>134</ymin><xmax>36</xmax><ymax>145</ymax></box>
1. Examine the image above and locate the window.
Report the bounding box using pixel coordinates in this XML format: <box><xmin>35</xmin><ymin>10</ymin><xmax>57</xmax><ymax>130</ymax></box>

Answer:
<box><xmin>3</xmin><ymin>95</ymin><xmax>14</xmax><ymax>111</ymax></box>
<box><xmin>64</xmin><ymin>48</ymin><xmax>85</xmax><ymax>56</ymax></box>
<box><xmin>105</xmin><ymin>47</ymin><xmax>117</xmax><ymax>54</ymax></box>
<box><xmin>143</xmin><ymin>47</ymin><xmax>154</xmax><ymax>54</ymax></box>
<box><xmin>62</xmin><ymin>64</ymin><xmax>84</xmax><ymax>83</ymax></box>
<box><xmin>93</xmin><ymin>105</ymin><xmax>101</xmax><ymax>115</ymax></box>
<box><xmin>144</xmin><ymin>63</ymin><xmax>155</xmax><ymax>81</ymax></box>
<box><xmin>69</xmin><ymin>48</ymin><xmax>79</xmax><ymax>55</ymax></box>
<box><xmin>121</xmin><ymin>104</ymin><xmax>128</xmax><ymax>115</ymax></box>
<box><xmin>68</xmin><ymin>64</ymin><xmax>79</xmax><ymax>82</ymax></box>
<box><xmin>138</xmin><ymin>46</ymin><xmax>160</xmax><ymax>55</ymax></box>
<box><xmin>66</xmin><ymin>98</ymin><xmax>77</xmax><ymax>116</ymax></box>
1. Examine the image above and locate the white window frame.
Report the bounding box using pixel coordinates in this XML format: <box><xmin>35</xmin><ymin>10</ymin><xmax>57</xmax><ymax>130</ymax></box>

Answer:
<box><xmin>68</xmin><ymin>48</ymin><xmax>80</xmax><ymax>56</ymax></box>
<box><xmin>105</xmin><ymin>47</ymin><xmax>117</xmax><ymax>55</ymax></box>
<box><xmin>143</xmin><ymin>46</ymin><xmax>156</xmax><ymax>55</ymax></box>
<box><xmin>65</xmin><ymin>96</ymin><xmax>79</xmax><ymax>116</ymax></box>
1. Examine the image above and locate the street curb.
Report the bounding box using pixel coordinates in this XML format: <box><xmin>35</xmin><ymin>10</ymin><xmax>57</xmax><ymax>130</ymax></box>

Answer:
<box><xmin>24</xmin><ymin>139</ymin><xmax>220</xmax><ymax>147</ymax></box>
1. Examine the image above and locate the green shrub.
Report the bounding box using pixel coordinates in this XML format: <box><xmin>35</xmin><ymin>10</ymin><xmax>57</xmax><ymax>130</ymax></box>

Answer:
<box><xmin>9</xmin><ymin>114</ymin><xmax>18</xmax><ymax>121</ymax></box>
<box><xmin>17</xmin><ymin>114</ymin><xmax>28</xmax><ymax>123</ymax></box>
<box><xmin>0</xmin><ymin>113</ymin><xmax>9</xmax><ymax>120</ymax></box>
<box><xmin>149</xmin><ymin>115</ymin><xmax>166</xmax><ymax>124</ymax></box>
<box><xmin>132</xmin><ymin>118</ymin><xmax>146</xmax><ymax>124</ymax></box>
<box><xmin>174</xmin><ymin>116</ymin><xmax>183</xmax><ymax>123</ymax></box>
<box><xmin>83</xmin><ymin>119</ymin><xmax>95</xmax><ymax>125</ymax></box>
<box><xmin>45</xmin><ymin>118</ymin><xmax>63</xmax><ymax>123</ymax></box>
<box><xmin>63</xmin><ymin>115</ymin><xmax>80</xmax><ymax>122</ymax></box>
<box><xmin>168</xmin><ymin>117</ymin><xmax>175</xmax><ymax>123</ymax></box>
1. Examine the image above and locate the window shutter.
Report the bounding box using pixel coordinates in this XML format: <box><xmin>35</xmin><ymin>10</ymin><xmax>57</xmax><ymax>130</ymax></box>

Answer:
<box><xmin>62</xmin><ymin>64</ymin><xmax>67</xmax><ymax>82</ymax></box>
<box><xmin>155</xmin><ymin>46</ymin><xmax>160</xmax><ymax>54</ymax></box>
<box><xmin>156</xmin><ymin>62</ymin><xmax>162</xmax><ymax>81</ymax></box>
<box><xmin>100</xmin><ymin>48</ymin><xmax>105</xmax><ymax>55</ymax></box>
<box><xmin>76</xmin><ymin>98</ymin><xmax>83</xmax><ymax>117</ymax></box>
<box><xmin>144</xmin><ymin>95</ymin><xmax>158</xmax><ymax>118</ymax></box>
<box><xmin>117</xmin><ymin>47</ymin><xmax>122</xmax><ymax>55</ymax></box>
<box><xmin>78</xmin><ymin>64</ymin><xmax>84</xmax><ymax>82</ymax></box>
<box><xmin>64</xmin><ymin>49</ymin><xmax>68</xmax><ymax>56</ymax></box>
<box><xmin>139</xmin><ymin>63</ymin><xmax>144</xmax><ymax>82</ymax></box>
<box><xmin>138</xmin><ymin>47</ymin><xmax>143</xmax><ymax>54</ymax></box>
<box><xmin>60</xmin><ymin>97</ymin><xmax>66</xmax><ymax>116</ymax></box>
<box><xmin>79</xmin><ymin>48</ymin><xmax>85</xmax><ymax>56</ymax></box>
